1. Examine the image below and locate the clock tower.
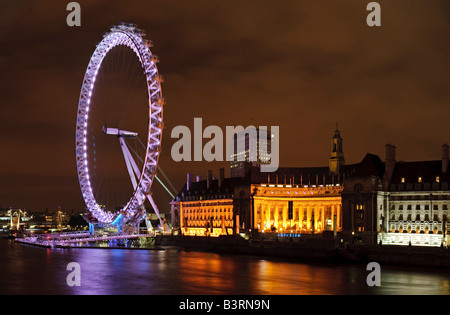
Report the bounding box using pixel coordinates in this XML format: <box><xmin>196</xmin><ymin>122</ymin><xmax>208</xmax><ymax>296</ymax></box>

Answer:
<box><xmin>329</xmin><ymin>124</ymin><xmax>345</xmax><ymax>175</ymax></box>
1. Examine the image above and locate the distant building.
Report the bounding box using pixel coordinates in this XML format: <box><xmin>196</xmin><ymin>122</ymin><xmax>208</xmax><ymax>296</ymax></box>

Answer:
<box><xmin>230</xmin><ymin>127</ymin><xmax>272</xmax><ymax>178</ymax></box>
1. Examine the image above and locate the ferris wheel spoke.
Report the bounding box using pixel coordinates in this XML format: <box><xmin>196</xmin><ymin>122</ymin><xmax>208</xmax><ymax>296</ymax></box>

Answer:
<box><xmin>120</xmin><ymin>139</ymin><xmax>139</xmax><ymax>190</ymax></box>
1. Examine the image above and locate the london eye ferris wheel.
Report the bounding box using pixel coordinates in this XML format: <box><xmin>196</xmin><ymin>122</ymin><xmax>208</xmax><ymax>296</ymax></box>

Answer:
<box><xmin>75</xmin><ymin>23</ymin><xmax>164</xmax><ymax>228</ymax></box>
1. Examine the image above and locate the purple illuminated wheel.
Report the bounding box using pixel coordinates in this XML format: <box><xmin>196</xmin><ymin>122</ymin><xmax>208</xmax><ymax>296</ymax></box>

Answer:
<box><xmin>75</xmin><ymin>23</ymin><xmax>163</xmax><ymax>225</ymax></box>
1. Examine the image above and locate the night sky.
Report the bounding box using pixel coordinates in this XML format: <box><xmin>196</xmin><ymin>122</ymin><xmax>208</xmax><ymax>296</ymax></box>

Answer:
<box><xmin>1</xmin><ymin>0</ymin><xmax>450</xmax><ymax>212</ymax></box>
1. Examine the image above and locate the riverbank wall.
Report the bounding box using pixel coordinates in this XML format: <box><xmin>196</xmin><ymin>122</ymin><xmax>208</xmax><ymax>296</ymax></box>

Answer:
<box><xmin>155</xmin><ymin>235</ymin><xmax>450</xmax><ymax>268</ymax></box>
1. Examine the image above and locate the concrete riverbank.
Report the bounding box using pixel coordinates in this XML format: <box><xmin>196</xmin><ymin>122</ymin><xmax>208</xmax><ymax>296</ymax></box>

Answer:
<box><xmin>13</xmin><ymin>232</ymin><xmax>450</xmax><ymax>269</ymax></box>
<box><xmin>155</xmin><ymin>235</ymin><xmax>450</xmax><ymax>268</ymax></box>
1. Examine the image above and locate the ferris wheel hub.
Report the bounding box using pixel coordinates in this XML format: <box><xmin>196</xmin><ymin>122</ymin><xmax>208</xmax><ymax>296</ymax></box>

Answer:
<box><xmin>102</xmin><ymin>126</ymin><xmax>138</xmax><ymax>138</ymax></box>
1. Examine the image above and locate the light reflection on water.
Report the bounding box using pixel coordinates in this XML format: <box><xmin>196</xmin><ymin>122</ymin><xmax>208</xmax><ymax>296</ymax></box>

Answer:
<box><xmin>1</xmin><ymin>239</ymin><xmax>450</xmax><ymax>295</ymax></box>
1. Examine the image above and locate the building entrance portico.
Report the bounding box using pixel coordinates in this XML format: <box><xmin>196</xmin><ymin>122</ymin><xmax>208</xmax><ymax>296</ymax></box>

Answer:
<box><xmin>253</xmin><ymin>183</ymin><xmax>343</xmax><ymax>234</ymax></box>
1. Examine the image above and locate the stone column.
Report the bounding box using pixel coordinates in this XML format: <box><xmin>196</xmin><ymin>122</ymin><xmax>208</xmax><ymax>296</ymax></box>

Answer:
<box><xmin>254</xmin><ymin>202</ymin><xmax>259</xmax><ymax>229</ymax></box>
<box><xmin>307</xmin><ymin>205</ymin><xmax>311</xmax><ymax>230</ymax></box>
<box><xmin>274</xmin><ymin>204</ymin><xmax>278</xmax><ymax>229</ymax></box>
<box><xmin>331</xmin><ymin>204</ymin><xmax>335</xmax><ymax>230</ymax></box>
<box><xmin>321</xmin><ymin>205</ymin><xmax>325</xmax><ymax>231</ymax></box>
<box><xmin>260</xmin><ymin>203</ymin><xmax>264</xmax><ymax>230</ymax></box>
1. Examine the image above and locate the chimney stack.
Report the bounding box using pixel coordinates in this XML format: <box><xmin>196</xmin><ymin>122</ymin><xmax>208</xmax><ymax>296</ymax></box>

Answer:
<box><xmin>386</xmin><ymin>144</ymin><xmax>396</xmax><ymax>162</ymax></box>
<box><xmin>207</xmin><ymin>170</ymin><xmax>213</xmax><ymax>189</ymax></box>
<box><xmin>443</xmin><ymin>144</ymin><xmax>449</xmax><ymax>173</ymax></box>
<box><xmin>186</xmin><ymin>173</ymin><xmax>193</xmax><ymax>191</ymax></box>
<box><xmin>219</xmin><ymin>168</ymin><xmax>224</xmax><ymax>187</ymax></box>
<box><xmin>384</xmin><ymin>144</ymin><xmax>396</xmax><ymax>188</ymax></box>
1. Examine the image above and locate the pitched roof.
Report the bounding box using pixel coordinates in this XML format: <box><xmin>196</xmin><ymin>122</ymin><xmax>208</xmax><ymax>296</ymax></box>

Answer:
<box><xmin>389</xmin><ymin>159</ymin><xmax>450</xmax><ymax>187</ymax></box>
<box><xmin>343</xmin><ymin>153</ymin><xmax>384</xmax><ymax>178</ymax></box>
<box><xmin>174</xmin><ymin>176</ymin><xmax>244</xmax><ymax>201</ymax></box>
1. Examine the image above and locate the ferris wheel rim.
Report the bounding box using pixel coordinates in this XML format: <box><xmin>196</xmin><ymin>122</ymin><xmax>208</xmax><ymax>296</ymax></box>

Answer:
<box><xmin>75</xmin><ymin>23</ymin><xmax>163</xmax><ymax>225</ymax></box>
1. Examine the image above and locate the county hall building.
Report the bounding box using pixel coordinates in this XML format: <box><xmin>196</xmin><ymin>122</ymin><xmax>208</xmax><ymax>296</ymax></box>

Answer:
<box><xmin>170</xmin><ymin>127</ymin><xmax>346</xmax><ymax>237</ymax></box>
<box><xmin>170</xmin><ymin>128</ymin><xmax>450</xmax><ymax>247</ymax></box>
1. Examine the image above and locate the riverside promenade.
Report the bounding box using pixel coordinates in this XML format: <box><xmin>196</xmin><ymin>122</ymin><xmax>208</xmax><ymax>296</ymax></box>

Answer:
<box><xmin>15</xmin><ymin>232</ymin><xmax>153</xmax><ymax>248</ymax></box>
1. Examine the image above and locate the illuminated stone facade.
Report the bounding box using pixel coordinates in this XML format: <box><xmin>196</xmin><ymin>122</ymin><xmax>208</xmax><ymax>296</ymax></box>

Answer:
<box><xmin>171</xmin><ymin>167</ymin><xmax>344</xmax><ymax>237</ymax></box>
<box><xmin>378</xmin><ymin>190</ymin><xmax>450</xmax><ymax>247</ymax></box>
<box><xmin>252</xmin><ymin>183</ymin><xmax>343</xmax><ymax>233</ymax></box>
<box><xmin>377</xmin><ymin>144</ymin><xmax>450</xmax><ymax>247</ymax></box>
<box><xmin>341</xmin><ymin>145</ymin><xmax>450</xmax><ymax>246</ymax></box>
<box><xmin>170</xmin><ymin>169</ymin><xmax>238</xmax><ymax>237</ymax></box>
<box><xmin>177</xmin><ymin>199</ymin><xmax>234</xmax><ymax>237</ymax></box>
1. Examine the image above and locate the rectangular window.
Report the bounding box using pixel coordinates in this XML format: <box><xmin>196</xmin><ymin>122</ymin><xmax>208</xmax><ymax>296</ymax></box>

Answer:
<box><xmin>418</xmin><ymin>177</ymin><xmax>422</xmax><ymax>183</ymax></box>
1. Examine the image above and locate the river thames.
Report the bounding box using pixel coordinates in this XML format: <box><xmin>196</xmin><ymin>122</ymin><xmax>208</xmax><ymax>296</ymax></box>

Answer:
<box><xmin>1</xmin><ymin>239</ymin><xmax>450</xmax><ymax>295</ymax></box>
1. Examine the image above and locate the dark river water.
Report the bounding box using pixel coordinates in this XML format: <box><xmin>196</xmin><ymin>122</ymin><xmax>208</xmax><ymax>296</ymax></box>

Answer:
<box><xmin>1</xmin><ymin>239</ymin><xmax>450</xmax><ymax>295</ymax></box>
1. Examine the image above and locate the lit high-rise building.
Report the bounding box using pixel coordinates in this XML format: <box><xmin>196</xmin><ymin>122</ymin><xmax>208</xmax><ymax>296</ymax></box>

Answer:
<box><xmin>230</xmin><ymin>127</ymin><xmax>272</xmax><ymax>178</ymax></box>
